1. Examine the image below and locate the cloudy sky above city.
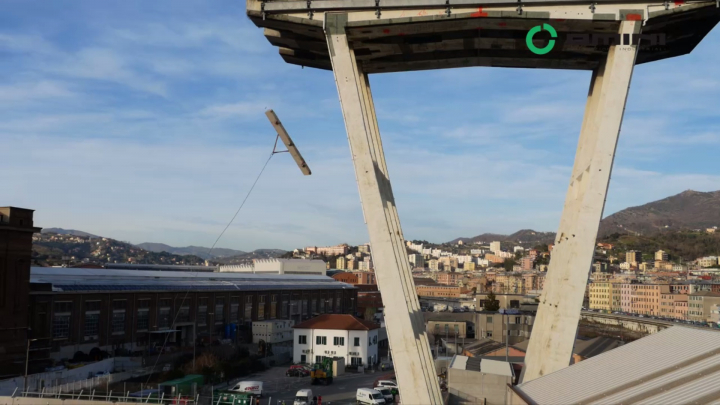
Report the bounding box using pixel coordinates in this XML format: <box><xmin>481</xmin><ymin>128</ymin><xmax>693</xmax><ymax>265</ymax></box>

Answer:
<box><xmin>2</xmin><ymin>0</ymin><xmax>719</xmax><ymax>251</ymax></box>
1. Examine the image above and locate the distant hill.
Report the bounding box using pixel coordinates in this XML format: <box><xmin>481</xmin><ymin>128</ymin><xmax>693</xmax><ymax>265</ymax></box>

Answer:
<box><xmin>215</xmin><ymin>249</ymin><xmax>288</xmax><ymax>264</ymax></box>
<box><xmin>42</xmin><ymin>228</ymin><xmax>99</xmax><ymax>238</ymax></box>
<box><xmin>599</xmin><ymin>190</ymin><xmax>720</xmax><ymax>236</ymax></box>
<box><xmin>449</xmin><ymin>229</ymin><xmax>555</xmax><ymax>246</ymax></box>
<box><xmin>33</xmin><ymin>233</ymin><xmax>204</xmax><ymax>267</ymax></box>
<box><xmin>136</xmin><ymin>243</ymin><xmax>246</xmax><ymax>260</ymax></box>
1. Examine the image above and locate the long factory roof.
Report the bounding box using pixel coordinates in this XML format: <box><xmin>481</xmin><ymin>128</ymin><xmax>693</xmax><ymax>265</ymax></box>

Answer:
<box><xmin>513</xmin><ymin>326</ymin><xmax>720</xmax><ymax>404</ymax></box>
<box><xmin>30</xmin><ymin>267</ymin><xmax>355</xmax><ymax>293</ymax></box>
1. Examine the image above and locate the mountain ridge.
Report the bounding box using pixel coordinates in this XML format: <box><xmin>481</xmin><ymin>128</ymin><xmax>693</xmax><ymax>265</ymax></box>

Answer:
<box><xmin>598</xmin><ymin>189</ymin><xmax>720</xmax><ymax>236</ymax></box>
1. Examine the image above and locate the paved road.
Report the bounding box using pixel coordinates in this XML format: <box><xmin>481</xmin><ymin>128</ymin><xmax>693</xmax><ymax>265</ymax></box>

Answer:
<box><xmin>212</xmin><ymin>366</ymin><xmax>393</xmax><ymax>405</ymax></box>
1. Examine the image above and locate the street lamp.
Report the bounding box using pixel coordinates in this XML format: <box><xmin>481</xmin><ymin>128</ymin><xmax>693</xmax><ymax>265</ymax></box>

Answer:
<box><xmin>24</xmin><ymin>338</ymin><xmax>39</xmax><ymax>393</ymax></box>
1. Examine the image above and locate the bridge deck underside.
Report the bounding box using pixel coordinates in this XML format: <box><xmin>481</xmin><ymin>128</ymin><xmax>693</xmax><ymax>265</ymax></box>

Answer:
<box><xmin>248</xmin><ymin>5</ymin><xmax>719</xmax><ymax>72</ymax></box>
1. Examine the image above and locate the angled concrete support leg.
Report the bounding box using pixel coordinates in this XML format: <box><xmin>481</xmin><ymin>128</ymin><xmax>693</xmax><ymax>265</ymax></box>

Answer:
<box><xmin>324</xmin><ymin>13</ymin><xmax>443</xmax><ymax>404</ymax></box>
<box><xmin>523</xmin><ymin>20</ymin><xmax>641</xmax><ymax>382</ymax></box>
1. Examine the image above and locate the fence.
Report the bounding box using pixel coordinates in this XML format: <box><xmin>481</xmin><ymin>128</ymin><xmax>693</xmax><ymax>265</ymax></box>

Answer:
<box><xmin>2</xmin><ymin>391</ymin><xmax>197</xmax><ymax>405</ymax></box>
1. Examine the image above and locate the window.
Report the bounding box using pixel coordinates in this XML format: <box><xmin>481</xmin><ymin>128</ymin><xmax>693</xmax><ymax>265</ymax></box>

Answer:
<box><xmin>258</xmin><ymin>296</ymin><xmax>265</xmax><ymax>320</ymax></box>
<box><xmin>158</xmin><ymin>308</ymin><xmax>171</xmax><ymax>329</ymax></box>
<box><xmin>299</xmin><ymin>335</ymin><xmax>307</xmax><ymax>344</ymax></box>
<box><xmin>53</xmin><ymin>314</ymin><xmax>70</xmax><ymax>339</ymax></box>
<box><xmin>137</xmin><ymin>310</ymin><xmax>149</xmax><ymax>331</ymax></box>
<box><xmin>230</xmin><ymin>297</ymin><xmax>239</xmax><ymax>321</ymax></box>
<box><xmin>486</xmin><ymin>331</ymin><xmax>493</xmax><ymax>338</ymax></box>
<box><xmin>487</xmin><ymin>316</ymin><xmax>493</xmax><ymax>324</ymax></box>
<box><xmin>316</xmin><ymin>336</ymin><xmax>327</xmax><ymax>345</ymax></box>
<box><xmin>354</xmin><ymin>337</ymin><xmax>360</xmax><ymax>347</ymax></box>
<box><xmin>177</xmin><ymin>306</ymin><xmax>190</xmax><ymax>322</ymax></box>
<box><xmin>515</xmin><ymin>317</ymin><xmax>521</xmax><ymax>324</ymax></box>
<box><xmin>351</xmin><ymin>357</ymin><xmax>363</xmax><ymax>366</ymax></box>
<box><xmin>85</xmin><ymin>300</ymin><xmax>101</xmax><ymax>312</ymax></box>
<box><xmin>215</xmin><ymin>298</ymin><xmax>225</xmax><ymax>324</ymax></box>
<box><xmin>197</xmin><ymin>304</ymin><xmax>207</xmax><ymax>325</ymax></box>
<box><xmin>159</xmin><ymin>298</ymin><xmax>172</xmax><ymax>308</ymax></box>
<box><xmin>137</xmin><ymin>299</ymin><xmax>150</xmax><ymax>308</ymax></box>
<box><xmin>334</xmin><ymin>337</ymin><xmax>345</xmax><ymax>346</ymax></box>
<box><xmin>112</xmin><ymin>312</ymin><xmax>125</xmax><ymax>334</ymax></box>
<box><xmin>373</xmin><ymin>335</ymin><xmax>378</xmax><ymax>344</ymax></box>
<box><xmin>301</xmin><ymin>354</ymin><xmax>307</xmax><ymax>363</ymax></box>
<box><xmin>244</xmin><ymin>296</ymin><xmax>253</xmax><ymax>321</ymax></box>
<box><xmin>84</xmin><ymin>313</ymin><xmax>100</xmax><ymax>337</ymax></box>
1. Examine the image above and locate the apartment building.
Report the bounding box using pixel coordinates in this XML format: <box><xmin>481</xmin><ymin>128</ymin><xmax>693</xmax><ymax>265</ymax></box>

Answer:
<box><xmin>688</xmin><ymin>292</ymin><xmax>720</xmax><ymax>322</ymax></box>
<box><xmin>438</xmin><ymin>272</ymin><xmax>463</xmax><ymax>286</ymax></box>
<box><xmin>655</xmin><ymin>250</ymin><xmax>669</xmax><ymax>261</ymax></box>
<box><xmin>417</xmin><ymin>285</ymin><xmax>466</xmax><ymax>298</ymax></box>
<box><xmin>659</xmin><ymin>293</ymin><xmax>688</xmax><ymax>320</ymax></box>
<box><xmin>630</xmin><ymin>284</ymin><xmax>670</xmax><ymax>316</ymax></box>
<box><xmin>589</xmin><ymin>282</ymin><xmax>612</xmax><ymax>312</ymax></box>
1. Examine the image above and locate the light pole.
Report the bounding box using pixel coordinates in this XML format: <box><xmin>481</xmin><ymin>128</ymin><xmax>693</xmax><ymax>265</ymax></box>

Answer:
<box><xmin>24</xmin><ymin>338</ymin><xmax>38</xmax><ymax>393</ymax></box>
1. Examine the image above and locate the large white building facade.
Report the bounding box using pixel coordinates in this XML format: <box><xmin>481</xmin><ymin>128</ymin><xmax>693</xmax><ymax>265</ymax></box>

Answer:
<box><xmin>292</xmin><ymin>314</ymin><xmax>379</xmax><ymax>367</ymax></box>
<box><xmin>218</xmin><ymin>259</ymin><xmax>326</xmax><ymax>275</ymax></box>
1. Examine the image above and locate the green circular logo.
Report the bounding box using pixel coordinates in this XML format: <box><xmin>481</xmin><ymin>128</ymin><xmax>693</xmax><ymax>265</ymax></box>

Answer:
<box><xmin>526</xmin><ymin>23</ymin><xmax>557</xmax><ymax>55</ymax></box>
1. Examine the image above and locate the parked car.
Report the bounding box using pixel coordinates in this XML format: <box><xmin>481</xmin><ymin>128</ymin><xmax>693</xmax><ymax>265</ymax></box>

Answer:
<box><xmin>286</xmin><ymin>365</ymin><xmax>310</xmax><ymax>377</ymax></box>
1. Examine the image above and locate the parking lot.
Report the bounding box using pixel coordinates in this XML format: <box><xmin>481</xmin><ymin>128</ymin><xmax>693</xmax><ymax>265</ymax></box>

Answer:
<box><xmin>214</xmin><ymin>366</ymin><xmax>396</xmax><ymax>405</ymax></box>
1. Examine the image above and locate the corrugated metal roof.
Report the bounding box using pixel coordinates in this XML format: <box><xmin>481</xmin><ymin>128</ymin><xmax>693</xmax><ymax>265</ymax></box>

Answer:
<box><xmin>30</xmin><ymin>267</ymin><xmax>354</xmax><ymax>292</ymax></box>
<box><xmin>516</xmin><ymin>326</ymin><xmax>720</xmax><ymax>405</ymax></box>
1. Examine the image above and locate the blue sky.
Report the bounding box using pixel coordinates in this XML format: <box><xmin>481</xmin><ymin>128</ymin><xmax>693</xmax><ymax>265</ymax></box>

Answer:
<box><xmin>2</xmin><ymin>0</ymin><xmax>719</xmax><ymax>251</ymax></box>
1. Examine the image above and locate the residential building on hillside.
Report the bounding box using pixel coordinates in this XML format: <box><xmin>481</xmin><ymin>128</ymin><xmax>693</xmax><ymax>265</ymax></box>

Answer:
<box><xmin>332</xmin><ymin>272</ymin><xmax>376</xmax><ymax>285</ymax></box>
<box><xmin>463</xmin><ymin>261</ymin><xmax>476</xmax><ymax>271</ymax></box>
<box><xmin>336</xmin><ymin>256</ymin><xmax>347</xmax><ymax>270</ymax></box>
<box><xmin>409</xmin><ymin>253</ymin><xmax>425</xmax><ymax>268</ymax></box>
<box><xmin>416</xmin><ymin>285</ymin><xmax>467</xmax><ymax>298</ymax></box>
<box><xmin>429</xmin><ymin>259</ymin><xmax>442</xmax><ymax>271</ymax></box>
<box><xmin>292</xmin><ymin>314</ymin><xmax>380</xmax><ymax>366</ymax></box>
<box><xmin>589</xmin><ymin>282</ymin><xmax>611</xmax><ymax>312</ymax></box>
<box><xmin>699</xmin><ymin>256</ymin><xmax>719</xmax><ymax>268</ymax></box>
<box><xmin>358</xmin><ymin>244</ymin><xmax>371</xmax><ymax>254</ymax></box>
<box><xmin>631</xmin><ymin>284</ymin><xmax>670</xmax><ymax>316</ymax></box>
<box><xmin>626</xmin><ymin>250</ymin><xmax>642</xmax><ymax>266</ymax></box>
<box><xmin>490</xmin><ymin>241</ymin><xmax>501</xmax><ymax>254</ymax></box>
<box><xmin>655</xmin><ymin>250</ymin><xmax>669</xmax><ymax>261</ymax></box>
<box><xmin>688</xmin><ymin>292</ymin><xmax>720</xmax><ymax>322</ymax></box>
<box><xmin>521</xmin><ymin>257</ymin><xmax>534</xmax><ymax>271</ymax></box>
<box><xmin>660</xmin><ymin>293</ymin><xmax>688</xmax><ymax>319</ymax></box>
<box><xmin>427</xmin><ymin>320</ymin><xmax>469</xmax><ymax>339</ymax></box>
<box><xmin>305</xmin><ymin>244</ymin><xmax>350</xmax><ymax>256</ymax></box>
<box><xmin>438</xmin><ymin>272</ymin><xmax>463</xmax><ymax>286</ymax></box>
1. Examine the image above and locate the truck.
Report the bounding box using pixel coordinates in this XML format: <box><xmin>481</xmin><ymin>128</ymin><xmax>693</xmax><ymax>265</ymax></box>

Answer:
<box><xmin>433</xmin><ymin>304</ymin><xmax>447</xmax><ymax>312</ymax></box>
<box><xmin>213</xmin><ymin>390</ymin><xmax>259</xmax><ymax>405</ymax></box>
<box><xmin>356</xmin><ymin>388</ymin><xmax>386</xmax><ymax>404</ymax></box>
<box><xmin>228</xmin><ymin>381</ymin><xmax>264</xmax><ymax>397</ymax></box>
<box><xmin>158</xmin><ymin>374</ymin><xmax>204</xmax><ymax>398</ymax></box>
<box><xmin>310</xmin><ymin>358</ymin><xmax>334</xmax><ymax>385</ymax></box>
<box><xmin>293</xmin><ymin>389</ymin><xmax>313</xmax><ymax>405</ymax></box>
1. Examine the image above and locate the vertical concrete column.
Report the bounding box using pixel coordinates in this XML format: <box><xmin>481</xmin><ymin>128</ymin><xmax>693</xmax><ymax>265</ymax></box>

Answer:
<box><xmin>324</xmin><ymin>13</ymin><xmax>443</xmax><ymax>404</ymax></box>
<box><xmin>523</xmin><ymin>20</ymin><xmax>641</xmax><ymax>382</ymax></box>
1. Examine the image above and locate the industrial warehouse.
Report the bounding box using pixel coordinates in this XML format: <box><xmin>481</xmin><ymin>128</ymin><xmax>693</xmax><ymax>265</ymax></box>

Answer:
<box><xmin>0</xmin><ymin>207</ymin><xmax>358</xmax><ymax>377</ymax></box>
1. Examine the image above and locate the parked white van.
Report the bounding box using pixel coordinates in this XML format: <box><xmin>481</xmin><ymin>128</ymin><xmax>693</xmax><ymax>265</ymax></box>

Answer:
<box><xmin>373</xmin><ymin>387</ymin><xmax>394</xmax><ymax>403</ymax></box>
<box><xmin>294</xmin><ymin>389</ymin><xmax>313</xmax><ymax>405</ymax></box>
<box><xmin>229</xmin><ymin>381</ymin><xmax>264</xmax><ymax>397</ymax></box>
<box><xmin>356</xmin><ymin>388</ymin><xmax>386</xmax><ymax>404</ymax></box>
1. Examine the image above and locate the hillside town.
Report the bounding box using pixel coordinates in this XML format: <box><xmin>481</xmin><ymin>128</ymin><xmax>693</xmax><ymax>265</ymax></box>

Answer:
<box><xmin>296</xmin><ymin>230</ymin><xmax>720</xmax><ymax>326</ymax></box>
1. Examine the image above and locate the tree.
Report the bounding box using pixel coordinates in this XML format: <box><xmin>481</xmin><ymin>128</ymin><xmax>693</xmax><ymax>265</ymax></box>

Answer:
<box><xmin>503</xmin><ymin>258</ymin><xmax>516</xmax><ymax>272</ymax></box>
<box><xmin>484</xmin><ymin>292</ymin><xmax>500</xmax><ymax>311</ymax></box>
